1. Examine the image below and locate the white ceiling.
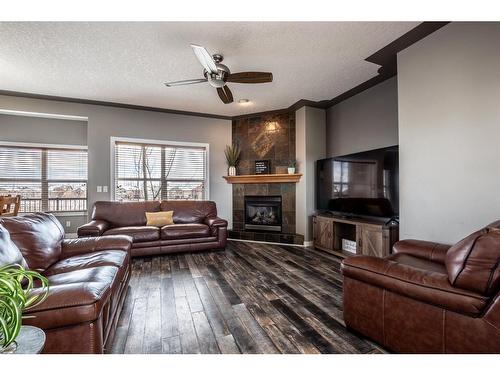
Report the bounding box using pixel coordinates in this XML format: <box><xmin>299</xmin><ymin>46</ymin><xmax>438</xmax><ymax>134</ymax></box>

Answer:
<box><xmin>0</xmin><ymin>22</ymin><xmax>418</xmax><ymax>117</ymax></box>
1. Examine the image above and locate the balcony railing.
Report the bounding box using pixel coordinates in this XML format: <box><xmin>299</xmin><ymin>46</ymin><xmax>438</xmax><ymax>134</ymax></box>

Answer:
<box><xmin>20</xmin><ymin>198</ymin><xmax>87</xmax><ymax>213</ymax></box>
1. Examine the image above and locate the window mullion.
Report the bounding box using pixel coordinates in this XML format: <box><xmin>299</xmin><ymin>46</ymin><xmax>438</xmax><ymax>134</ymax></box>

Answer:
<box><xmin>41</xmin><ymin>149</ymin><xmax>49</xmax><ymax>211</ymax></box>
<box><xmin>161</xmin><ymin>146</ymin><xmax>167</xmax><ymax>201</ymax></box>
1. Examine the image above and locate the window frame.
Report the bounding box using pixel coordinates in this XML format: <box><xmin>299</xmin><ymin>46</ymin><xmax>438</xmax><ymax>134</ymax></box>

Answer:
<box><xmin>0</xmin><ymin>141</ymin><xmax>88</xmax><ymax>215</ymax></box>
<box><xmin>110</xmin><ymin>137</ymin><xmax>210</xmax><ymax>202</ymax></box>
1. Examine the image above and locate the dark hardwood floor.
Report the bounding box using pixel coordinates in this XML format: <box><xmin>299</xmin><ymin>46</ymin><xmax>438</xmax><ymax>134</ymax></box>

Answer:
<box><xmin>110</xmin><ymin>240</ymin><xmax>381</xmax><ymax>354</ymax></box>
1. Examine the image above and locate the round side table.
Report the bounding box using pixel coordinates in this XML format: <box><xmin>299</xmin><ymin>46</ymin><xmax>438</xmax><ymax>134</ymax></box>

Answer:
<box><xmin>1</xmin><ymin>326</ymin><xmax>46</xmax><ymax>354</ymax></box>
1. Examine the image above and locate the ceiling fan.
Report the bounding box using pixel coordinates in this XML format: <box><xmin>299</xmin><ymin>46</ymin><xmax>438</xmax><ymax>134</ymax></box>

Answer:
<box><xmin>164</xmin><ymin>44</ymin><xmax>273</xmax><ymax>104</ymax></box>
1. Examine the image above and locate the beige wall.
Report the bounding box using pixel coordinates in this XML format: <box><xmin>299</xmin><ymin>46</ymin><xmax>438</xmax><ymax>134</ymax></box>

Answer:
<box><xmin>398</xmin><ymin>22</ymin><xmax>500</xmax><ymax>243</ymax></box>
<box><xmin>326</xmin><ymin>76</ymin><xmax>398</xmax><ymax>157</ymax></box>
<box><xmin>0</xmin><ymin>95</ymin><xmax>233</xmax><ymax>228</ymax></box>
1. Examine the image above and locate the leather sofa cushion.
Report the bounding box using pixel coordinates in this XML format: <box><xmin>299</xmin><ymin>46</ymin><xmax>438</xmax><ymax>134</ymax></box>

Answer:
<box><xmin>104</xmin><ymin>226</ymin><xmax>160</xmax><ymax>242</ymax></box>
<box><xmin>342</xmin><ymin>255</ymin><xmax>489</xmax><ymax>316</ymax></box>
<box><xmin>92</xmin><ymin>200</ymin><xmax>161</xmax><ymax>227</ymax></box>
<box><xmin>0</xmin><ymin>224</ymin><xmax>28</xmax><ymax>268</ymax></box>
<box><xmin>44</xmin><ymin>265</ymin><xmax>119</xmax><ymax>286</ymax></box>
<box><xmin>160</xmin><ymin>200</ymin><xmax>217</xmax><ymax>224</ymax></box>
<box><xmin>445</xmin><ymin>227</ymin><xmax>500</xmax><ymax>295</ymax></box>
<box><xmin>29</xmin><ymin>266</ymin><xmax>119</xmax><ymax>329</ymax></box>
<box><xmin>44</xmin><ymin>250</ymin><xmax>128</xmax><ymax>276</ymax></box>
<box><xmin>161</xmin><ymin>223</ymin><xmax>210</xmax><ymax>240</ymax></box>
<box><xmin>0</xmin><ymin>212</ymin><xmax>64</xmax><ymax>272</ymax></box>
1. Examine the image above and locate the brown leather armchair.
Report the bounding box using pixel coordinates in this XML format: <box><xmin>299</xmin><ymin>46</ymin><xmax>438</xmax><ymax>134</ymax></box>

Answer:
<box><xmin>0</xmin><ymin>212</ymin><xmax>132</xmax><ymax>354</ymax></box>
<box><xmin>341</xmin><ymin>221</ymin><xmax>500</xmax><ymax>353</ymax></box>
<box><xmin>78</xmin><ymin>200</ymin><xmax>228</xmax><ymax>257</ymax></box>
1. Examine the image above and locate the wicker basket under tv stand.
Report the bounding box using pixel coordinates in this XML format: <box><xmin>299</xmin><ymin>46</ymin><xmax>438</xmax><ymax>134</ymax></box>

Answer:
<box><xmin>312</xmin><ymin>213</ymin><xmax>399</xmax><ymax>258</ymax></box>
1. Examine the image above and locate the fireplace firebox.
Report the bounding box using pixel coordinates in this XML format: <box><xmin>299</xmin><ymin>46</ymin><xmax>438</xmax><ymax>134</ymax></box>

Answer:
<box><xmin>244</xmin><ymin>195</ymin><xmax>282</xmax><ymax>232</ymax></box>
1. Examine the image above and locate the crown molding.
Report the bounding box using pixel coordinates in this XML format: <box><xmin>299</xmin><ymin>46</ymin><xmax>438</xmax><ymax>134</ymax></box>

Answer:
<box><xmin>0</xmin><ymin>90</ymin><xmax>232</xmax><ymax>120</ymax></box>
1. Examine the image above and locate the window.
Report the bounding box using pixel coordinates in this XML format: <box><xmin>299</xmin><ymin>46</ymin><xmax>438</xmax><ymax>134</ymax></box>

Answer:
<box><xmin>0</xmin><ymin>144</ymin><xmax>88</xmax><ymax>213</ymax></box>
<box><xmin>113</xmin><ymin>140</ymin><xmax>207</xmax><ymax>202</ymax></box>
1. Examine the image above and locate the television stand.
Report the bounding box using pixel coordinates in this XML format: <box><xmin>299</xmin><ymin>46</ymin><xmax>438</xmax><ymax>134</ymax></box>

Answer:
<box><xmin>312</xmin><ymin>214</ymin><xmax>399</xmax><ymax>258</ymax></box>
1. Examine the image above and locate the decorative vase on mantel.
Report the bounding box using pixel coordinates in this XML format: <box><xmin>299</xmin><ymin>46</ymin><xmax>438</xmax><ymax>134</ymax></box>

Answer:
<box><xmin>287</xmin><ymin>159</ymin><xmax>297</xmax><ymax>174</ymax></box>
<box><xmin>224</xmin><ymin>143</ymin><xmax>240</xmax><ymax>177</ymax></box>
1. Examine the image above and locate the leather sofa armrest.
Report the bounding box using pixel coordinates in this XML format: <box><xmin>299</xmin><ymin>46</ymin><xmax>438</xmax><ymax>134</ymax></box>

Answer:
<box><xmin>341</xmin><ymin>255</ymin><xmax>488</xmax><ymax>316</ymax></box>
<box><xmin>205</xmin><ymin>216</ymin><xmax>228</xmax><ymax>236</ymax></box>
<box><xmin>77</xmin><ymin>219</ymin><xmax>110</xmax><ymax>237</ymax></box>
<box><xmin>60</xmin><ymin>235</ymin><xmax>133</xmax><ymax>259</ymax></box>
<box><xmin>393</xmin><ymin>239</ymin><xmax>450</xmax><ymax>264</ymax></box>
<box><xmin>205</xmin><ymin>216</ymin><xmax>228</xmax><ymax>228</ymax></box>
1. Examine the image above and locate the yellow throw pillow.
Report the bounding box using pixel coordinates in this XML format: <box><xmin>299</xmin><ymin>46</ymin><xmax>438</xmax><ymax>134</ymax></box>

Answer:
<box><xmin>146</xmin><ymin>211</ymin><xmax>174</xmax><ymax>227</ymax></box>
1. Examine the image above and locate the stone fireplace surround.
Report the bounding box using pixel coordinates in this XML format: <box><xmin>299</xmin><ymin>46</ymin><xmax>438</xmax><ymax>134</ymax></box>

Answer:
<box><xmin>229</xmin><ymin>111</ymin><xmax>304</xmax><ymax>245</ymax></box>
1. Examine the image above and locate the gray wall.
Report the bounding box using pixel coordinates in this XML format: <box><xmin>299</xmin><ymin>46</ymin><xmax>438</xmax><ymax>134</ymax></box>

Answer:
<box><xmin>398</xmin><ymin>22</ymin><xmax>500</xmax><ymax>243</ymax></box>
<box><xmin>0</xmin><ymin>114</ymin><xmax>87</xmax><ymax>146</ymax></box>
<box><xmin>326</xmin><ymin>76</ymin><xmax>398</xmax><ymax>157</ymax></box>
<box><xmin>0</xmin><ymin>95</ymin><xmax>233</xmax><ymax>229</ymax></box>
<box><xmin>296</xmin><ymin>106</ymin><xmax>326</xmax><ymax>243</ymax></box>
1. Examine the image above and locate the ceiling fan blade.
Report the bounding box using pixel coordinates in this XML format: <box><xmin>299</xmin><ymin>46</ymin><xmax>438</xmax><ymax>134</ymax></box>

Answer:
<box><xmin>217</xmin><ymin>85</ymin><xmax>233</xmax><ymax>104</ymax></box>
<box><xmin>164</xmin><ymin>78</ymin><xmax>207</xmax><ymax>87</ymax></box>
<box><xmin>227</xmin><ymin>72</ymin><xmax>273</xmax><ymax>84</ymax></box>
<box><xmin>190</xmin><ymin>44</ymin><xmax>218</xmax><ymax>74</ymax></box>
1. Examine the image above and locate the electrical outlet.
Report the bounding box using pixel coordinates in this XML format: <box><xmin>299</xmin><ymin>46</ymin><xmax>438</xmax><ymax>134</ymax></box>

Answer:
<box><xmin>66</xmin><ymin>221</ymin><xmax>71</xmax><ymax>228</ymax></box>
<box><xmin>103</xmin><ymin>185</ymin><xmax>108</xmax><ymax>193</ymax></box>
<box><xmin>97</xmin><ymin>186</ymin><xmax>102</xmax><ymax>193</ymax></box>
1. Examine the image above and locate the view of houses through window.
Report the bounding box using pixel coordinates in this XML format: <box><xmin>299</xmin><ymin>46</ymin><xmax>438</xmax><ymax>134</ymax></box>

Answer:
<box><xmin>0</xmin><ymin>145</ymin><xmax>88</xmax><ymax>213</ymax></box>
<box><xmin>114</xmin><ymin>140</ymin><xmax>207</xmax><ymax>201</ymax></box>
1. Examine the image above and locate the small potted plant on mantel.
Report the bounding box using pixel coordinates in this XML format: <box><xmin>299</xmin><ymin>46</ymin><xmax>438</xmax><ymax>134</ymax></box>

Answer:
<box><xmin>0</xmin><ymin>264</ymin><xmax>49</xmax><ymax>353</ymax></box>
<box><xmin>224</xmin><ymin>143</ymin><xmax>241</xmax><ymax>176</ymax></box>
<box><xmin>287</xmin><ymin>160</ymin><xmax>297</xmax><ymax>174</ymax></box>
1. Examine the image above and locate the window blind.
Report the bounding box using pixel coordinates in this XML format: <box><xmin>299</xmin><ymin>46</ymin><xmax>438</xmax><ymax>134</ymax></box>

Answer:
<box><xmin>114</xmin><ymin>141</ymin><xmax>207</xmax><ymax>202</ymax></box>
<box><xmin>0</xmin><ymin>145</ymin><xmax>88</xmax><ymax>213</ymax></box>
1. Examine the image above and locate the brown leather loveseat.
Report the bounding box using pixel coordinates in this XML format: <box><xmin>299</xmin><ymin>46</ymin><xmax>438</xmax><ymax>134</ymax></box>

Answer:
<box><xmin>0</xmin><ymin>212</ymin><xmax>132</xmax><ymax>354</ymax></box>
<box><xmin>341</xmin><ymin>220</ymin><xmax>500</xmax><ymax>353</ymax></box>
<box><xmin>78</xmin><ymin>200</ymin><xmax>227</xmax><ymax>257</ymax></box>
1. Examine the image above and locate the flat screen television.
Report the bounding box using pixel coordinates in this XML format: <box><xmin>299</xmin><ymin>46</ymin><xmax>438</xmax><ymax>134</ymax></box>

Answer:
<box><xmin>316</xmin><ymin>145</ymin><xmax>399</xmax><ymax>219</ymax></box>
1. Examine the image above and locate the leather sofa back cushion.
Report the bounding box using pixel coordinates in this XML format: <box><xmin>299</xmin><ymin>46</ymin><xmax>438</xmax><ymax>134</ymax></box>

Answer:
<box><xmin>0</xmin><ymin>213</ymin><xmax>64</xmax><ymax>272</ymax></box>
<box><xmin>0</xmin><ymin>224</ymin><xmax>28</xmax><ymax>268</ymax></box>
<box><xmin>92</xmin><ymin>200</ymin><xmax>161</xmax><ymax>227</ymax></box>
<box><xmin>445</xmin><ymin>227</ymin><xmax>500</xmax><ymax>295</ymax></box>
<box><xmin>160</xmin><ymin>201</ymin><xmax>217</xmax><ymax>224</ymax></box>
<box><xmin>146</xmin><ymin>211</ymin><xmax>173</xmax><ymax>227</ymax></box>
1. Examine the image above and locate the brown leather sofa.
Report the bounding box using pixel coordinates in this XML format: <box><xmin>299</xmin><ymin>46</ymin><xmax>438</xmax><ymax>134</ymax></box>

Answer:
<box><xmin>0</xmin><ymin>212</ymin><xmax>132</xmax><ymax>354</ymax></box>
<box><xmin>77</xmin><ymin>200</ymin><xmax>227</xmax><ymax>257</ymax></box>
<box><xmin>341</xmin><ymin>221</ymin><xmax>500</xmax><ymax>353</ymax></box>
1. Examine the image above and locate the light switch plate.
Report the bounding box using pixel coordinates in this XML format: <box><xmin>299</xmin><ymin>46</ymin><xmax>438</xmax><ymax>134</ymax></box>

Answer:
<box><xmin>66</xmin><ymin>221</ymin><xmax>71</xmax><ymax>228</ymax></box>
<box><xmin>97</xmin><ymin>186</ymin><xmax>102</xmax><ymax>193</ymax></box>
<box><xmin>103</xmin><ymin>185</ymin><xmax>108</xmax><ymax>193</ymax></box>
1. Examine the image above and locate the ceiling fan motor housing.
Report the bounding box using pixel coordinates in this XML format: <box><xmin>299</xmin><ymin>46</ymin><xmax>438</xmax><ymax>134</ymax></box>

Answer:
<box><xmin>204</xmin><ymin>61</ymin><xmax>230</xmax><ymax>88</ymax></box>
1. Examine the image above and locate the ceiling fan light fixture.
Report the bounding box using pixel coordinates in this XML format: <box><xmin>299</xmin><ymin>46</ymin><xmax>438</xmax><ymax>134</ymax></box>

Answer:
<box><xmin>238</xmin><ymin>99</ymin><xmax>251</xmax><ymax>105</ymax></box>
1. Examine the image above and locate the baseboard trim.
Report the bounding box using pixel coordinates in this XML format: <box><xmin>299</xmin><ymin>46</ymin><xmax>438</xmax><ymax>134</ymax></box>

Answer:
<box><xmin>228</xmin><ymin>238</ymin><xmax>306</xmax><ymax>247</ymax></box>
<box><xmin>303</xmin><ymin>240</ymin><xmax>314</xmax><ymax>247</ymax></box>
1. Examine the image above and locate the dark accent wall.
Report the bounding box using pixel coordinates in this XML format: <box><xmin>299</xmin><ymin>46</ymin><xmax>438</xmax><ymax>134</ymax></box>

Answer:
<box><xmin>231</xmin><ymin>112</ymin><xmax>297</xmax><ymax>235</ymax></box>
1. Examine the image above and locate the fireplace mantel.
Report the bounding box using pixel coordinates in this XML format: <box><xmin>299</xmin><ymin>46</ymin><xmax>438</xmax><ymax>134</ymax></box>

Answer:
<box><xmin>223</xmin><ymin>173</ymin><xmax>302</xmax><ymax>184</ymax></box>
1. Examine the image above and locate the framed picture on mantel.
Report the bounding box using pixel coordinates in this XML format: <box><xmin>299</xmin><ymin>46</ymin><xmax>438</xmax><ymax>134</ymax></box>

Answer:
<box><xmin>255</xmin><ymin>160</ymin><xmax>270</xmax><ymax>174</ymax></box>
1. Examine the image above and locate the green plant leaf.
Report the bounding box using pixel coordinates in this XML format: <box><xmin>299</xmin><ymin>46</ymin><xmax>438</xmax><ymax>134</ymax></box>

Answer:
<box><xmin>0</xmin><ymin>264</ymin><xmax>49</xmax><ymax>348</ymax></box>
